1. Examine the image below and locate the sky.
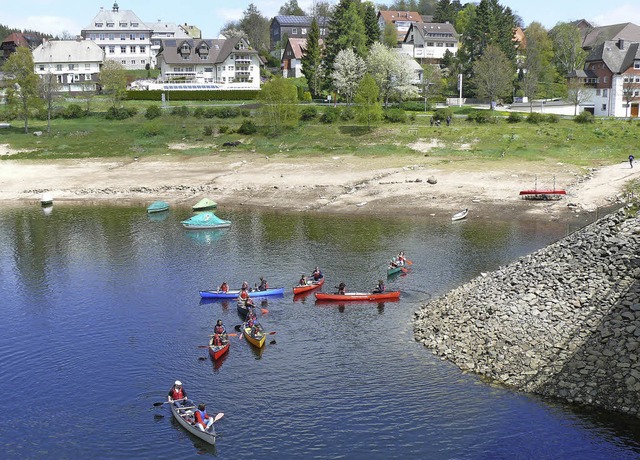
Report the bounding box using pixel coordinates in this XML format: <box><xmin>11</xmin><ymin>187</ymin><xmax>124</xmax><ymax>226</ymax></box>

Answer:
<box><xmin>3</xmin><ymin>1</ymin><xmax>640</xmax><ymax>38</ymax></box>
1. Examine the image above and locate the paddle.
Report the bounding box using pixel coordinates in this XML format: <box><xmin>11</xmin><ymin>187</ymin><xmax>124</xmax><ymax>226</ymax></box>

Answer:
<box><xmin>401</xmin><ymin>267</ymin><xmax>408</xmax><ymax>273</ymax></box>
<box><xmin>208</xmin><ymin>333</ymin><xmax>238</xmax><ymax>337</ymax></box>
<box><xmin>405</xmin><ymin>259</ymin><xmax>413</xmax><ymax>265</ymax></box>
<box><xmin>197</xmin><ymin>344</ymin><xmax>230</xmax><ymax>348</ymax></box>
<box><xmin>153</xmin><ymin>398</ymin><xmax>186</xmax><ymax>407</ymax></box>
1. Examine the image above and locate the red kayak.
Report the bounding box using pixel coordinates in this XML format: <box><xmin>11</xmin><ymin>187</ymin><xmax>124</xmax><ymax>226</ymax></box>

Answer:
<box><xmin>293</xmin><ymin>277</ymin><xmax>325</xmax><ymax>295</ymax></box>
<box><xmin>314</xmin><ymin>291</ymin><xmax>400</xmax><ymax>301</ymax></box>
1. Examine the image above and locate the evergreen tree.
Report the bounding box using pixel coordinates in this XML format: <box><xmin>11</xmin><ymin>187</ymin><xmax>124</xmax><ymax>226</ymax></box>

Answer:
<box><xmin>279</xmin><ymin>0</ymin><xmax>305</xmax><ymax>16</ymax></box>
<box><xmin>363</xmin><ymin>2</ymin><xmax>380</xmax><ymax>47</ymax></box>
<box><xmin>323</xmin><ymin>0</ymin><xmax>367</xmax><ymax>83</ymax></box>
<box><xmin>301</xmin><ymin>18</ymin><xmax>323</xmax><ymax>97</ymax></box>
<box><xmin>433</xmin><ymin>0</ymin><xmax>453</xmax><ymax>23</ymax></box>
<box><xmin>417</xmin><ymin>0</ymin><xmax>437</xmax><ymax>15</ymax></box>
<box><xmin>240</xmin><ymin>3</ymin><xmax>270</xmax><ymax>52</ymax></box>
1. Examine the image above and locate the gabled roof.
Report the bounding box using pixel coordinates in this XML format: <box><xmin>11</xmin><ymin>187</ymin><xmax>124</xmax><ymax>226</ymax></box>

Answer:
<box><xmin>405</xmin><ymin>22</ymin><xmax>458</xmax><ymax>43</ymax></box>
<box><xmin>2</xmin><ymin>32</ymin><xmax>30</xmax><ymax>47</ymax></box>
<box><xmin>378</xmin><ymin>10</ymin><xmax>422</xmax><ymax>24</ymax></box>
<box><xmin>32</xmin><ymin>40</ymin><xmax>104</xmax><ymax>64</ymax></box>
<box><xmin>586</xmin><ymin>40</ymin><xmax>640</xmax><ymax>73</ymax></box>
<box><xmin>581</xmin><ymin>22</ymin><xmax>640</xmax><ymax>50</ymax></box>
<box><xmin>150</xmin><ymin>22</ymin><xmax>190</xmax><ymax>38</ymax></box>
<box><xmin>156</xmin><ymin>36</ymin><xmax>258</xmax><ymax>65</ymax></box>
<box><xmin>84</xmin><ymin>7</ymin><xmax>151</xmax><ymax>31</ymax></box>
<box><xmin>284</xmin><ymin>37</ymin><xmax>324</xmax><ymax>60</ymax></box>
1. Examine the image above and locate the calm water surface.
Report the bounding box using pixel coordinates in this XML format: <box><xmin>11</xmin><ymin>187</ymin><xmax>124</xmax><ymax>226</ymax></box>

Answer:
<box><xmin>1</xmin><ymin>205</ymin><xmax>639</xmax><ymax>459</ymax></box>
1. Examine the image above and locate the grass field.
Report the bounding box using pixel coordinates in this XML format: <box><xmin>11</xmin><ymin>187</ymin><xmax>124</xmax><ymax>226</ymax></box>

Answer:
<box><xmin>1</xmin><ymin>98</ymin><xmax>639</xmax><ymax>168</ymax></box>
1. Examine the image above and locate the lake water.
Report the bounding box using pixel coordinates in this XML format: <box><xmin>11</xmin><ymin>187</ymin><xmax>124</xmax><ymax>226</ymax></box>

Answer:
<box><xmin>1</xmin><ymin>204</ymin><xmax>639</xmax><ymax>459</ymax></box>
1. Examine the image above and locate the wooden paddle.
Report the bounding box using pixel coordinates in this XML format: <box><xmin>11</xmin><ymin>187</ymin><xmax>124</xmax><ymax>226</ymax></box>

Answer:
<box><xmin>197</xmin><ymin>344</ymin><xmax>230</xmax><ymax>348</ymax></box>
<box><xmin>207</xmin><ymin>333</ymin><xmax>238</xmax><ymax>337</ymax></box>
<box><xmin>153</xmin><ymin>398</ymin><xmax>186</xmax><ymax>407</ymax></box>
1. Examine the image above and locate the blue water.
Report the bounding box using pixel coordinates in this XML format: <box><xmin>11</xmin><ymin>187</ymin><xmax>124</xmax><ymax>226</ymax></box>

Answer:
<box><xmin>1</xmin><ymin>205</ymin><xmax>639</xmax><ymax>459</ymax></box>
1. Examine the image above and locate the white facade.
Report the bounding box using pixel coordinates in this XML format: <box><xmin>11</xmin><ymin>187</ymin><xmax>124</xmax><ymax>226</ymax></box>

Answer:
<box><xmin>81</xmin><ymin>3</ymin><xmax>152</xmax><ymax>70</ymax></box>
<box><xmin>32</xmin><ymin>40</ymin><xmax>104</xmax><ymax>92</ymax></box>
<box><xmin>149</xmin><ymin>21</ymin><xmax>190</xmax><ymax>68</ymax></box>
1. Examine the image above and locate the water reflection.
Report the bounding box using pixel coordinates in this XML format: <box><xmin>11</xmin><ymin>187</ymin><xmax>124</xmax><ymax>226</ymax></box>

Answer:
<box><xmin>183</xmin><ymin>229</ymin><xmax>228</xmax><ymax>245</ymax></box>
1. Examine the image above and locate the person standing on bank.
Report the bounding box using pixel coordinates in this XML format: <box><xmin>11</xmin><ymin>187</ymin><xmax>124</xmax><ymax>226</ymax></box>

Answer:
<box><xmin>629</xmin><ymin>154</ymin><xmax>634</xmax><ymax>168</ymax></box>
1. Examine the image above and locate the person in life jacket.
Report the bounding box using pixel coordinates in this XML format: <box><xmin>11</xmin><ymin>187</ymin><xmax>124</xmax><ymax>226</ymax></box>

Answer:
<box><xmin>238</xmin><ymin>286</ymin><xmax>255</xmax><ymax>308</ymax></box>
<box><xmin>218</xmin><ymin>281</ymin><xmax>229</xmax><ymax>293</ymax></box>
<box><xmin>298</xmin><ymin>274</ymin><xmax>307</xmax><ymax>286</ymax></box>
<box><xmin>213</xmin><ymin>319</ymin><xmax>228</xmax><ymax>344</ymax></box>
<box><xmin>167</xmin><ymin>380</ymin><xmax>189</xmax><ymax>406</ymax></box>
<box><xmin>337</xmin><ymin>282</ymin><xmax>346</xmax><ymax>295</ymax></box>
<box><xmin>211</xmin><ymin>333</ymin><xmax>223</xmax><ymax>346</ymax></box>
<box><xmin>312</xmin><ymin>267</ymin><xmax>323</xmax><ymax>281</ymax></box>
<box><xmin>372</xmin><ymin>279</ymin><xmax>385</xmax><ymax>294</ymax></box>
<box><xmin>194</xmin><ymin>403</ymin><xmax>215</xmax><ymax>432</ymax></box>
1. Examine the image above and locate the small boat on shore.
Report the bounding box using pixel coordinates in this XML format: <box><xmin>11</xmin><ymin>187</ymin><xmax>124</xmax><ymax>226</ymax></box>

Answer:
<box><xmin>242</xmin><ymin>324</ymin><xmax>266</xmax><ymax>348</ymax></box>
<box><xmin>452</xmin><ymin>208</ymin><xmax>468</xmax><ymax>221</ymax></box>
<box><xmin>315</xmin><ymin>291</ymin><xmax>401</xmax><ymax>302</ymax></box>
<box><xmin>293</xmin><ymin>277</ymin><xmax>325</xmax><ymax>295</ymax></box>
<box><xmin>41</xmin><ymin>193</ymin><xmax>53</xmax><ymax>207</ymax></box>
<box><xmin>181</xmin><ymin>212</ymin><xmax>231</xmax><ymax>230</ymax></box>
<box><xmin>147</xmin><ymin>200</ymin><xmax>169</xmax><ymax>213</ymax></box>
<box><xmin>192</xmin><ymin>198</ymin><xmax>218</xmax><ymax>212</ymax></box>
<box><xmin>200</xmin><ymin>287</ymin><xmax>285</xmax><ymax>299</ymax></box>
<box><xmin>170</xmin><ymin>403</ymin><xmax>217</xmax><ymax>445</ymax></box>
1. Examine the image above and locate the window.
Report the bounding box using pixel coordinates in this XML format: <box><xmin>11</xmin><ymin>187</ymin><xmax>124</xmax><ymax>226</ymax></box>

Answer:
<box><xmin>121</xmin><ymin>60</ymin><xmax>126</xmax><ymax>64</ymax></box>
<box><xmin>120</xmin><ymin>46</ymin><xmax>126</xmax><ymax>53</ymax></box>
<box><xmin>90</xmin><ymin>34</ymin><xmax>96</xmax><ymax>40</ymax></box>
<box><xmin>107</xmin><ymin>22</ymin><xmax>114</xmax><ymax>28</ymax></box>
<box><xmin>140</xmin><ymin>34</ymin><xmax>145</xmax><ymax>40</ymax></box>
<box><xmin>292</xmin><ymin>28</ymin><xmax>298</xmax><ymax>34</ymax></box>
<box><xmin>85</xmin><ymin>74</ymin><xmax>91</xmax><ymax>80</ymax></box>
<box><xmin>95</xmin><ymin>22</ymin><xmax>103</xmax><ymax>27</ymax></box>
<box><xmin>204</xmin><ymin>67</ymin><xmax>213</xmax><ymax>72</ymax></box>
<box><xmin>635</xmin><ymin>62</ymin><xmax>640</xmax><ymax>69</ymax></box>
<box><xmin>436</xmin><ymin>42</ymin><xmax>443</xmax><ymax>47</ymax></box>
<box><xmin>109</xmin><ymin>46</ymin><xmax>115</xmax><ymax>54</ymax></box>
<box><xmin>99</xmin><ymin>34</ymin><xmax>105</xmax><ymax>40</ymax></box>
<box><xmin>39</xmin><ymin>65</ymin><xmax>45</xmax><ymax>71</ymax></box>
<box><xmin>85</xmin><ymin>63</ymin><xmax>91</xmax><ymax>70</ymax></box>
<box><xmin>596</xmin><ymin>89</ymin><xmax>601</xmax><ymax>96</ymax></box>
<box><xmin>427</xmin><ymin>42</ymin><xmax>434</xmax><ymax>47</ymax></box>
<box><xmin>131</xmin><ymin>60</ymin><xmax>136</xmax><ymax>65</ymax></box>
<box><xmin>602</xmin><ymin>104</ymin><xmax>607</xmax><ymax>111</ymax></box>
<box><xmin>141</xmin><ymin>60</ymin><xmax>145</xmax><ymax>65</ymax></box>
<box><xmin>320</xmin><ymin>28</ymin><xmax>326</xmax><ymax>35</ymax></box>
<box><xmin>603</xmin><ymin>76</ymin><xmax>608</xmax><ymax>83</ymax></box>
<box><xmin>222</xmin><ymin>66</ymin><xmax>226</xmax><ymax>71</ymax></box>
<box><xmin>68</xmin><ymin>64</ymin><xmax>75</xmax><ymax>70</ymax></box>
<box><xmin>130</xmin><ymin>34</ymin><xmax>137</xmax><ymax>40</ymax></box>
<box><xmin>120</xmin><ymin>34</ymin><xmax>126</xmax><ymax>40</ymax></box>
<box><xmin>140</xmin><ymin>46</ymin><xmax>145</xmax><ymax>53</ymax></box>
<box><xmin>130</xmin><ymin>46</ymin><xmax>136</xmax><ymax>53</ymax></box>
<box><xmin>302</xmin><ymin>28</ymin><xmax>307</xmax><ymax>35</ymax></box>
<box><xmin>132</xmin><ymin>23</ymin><xmax>139</xmax><ymax>27</ymax></box>
<box><xmin>108</xmin><ymin>34</ymin><xmax>114</xmax><ymax>40</ymax></box>
<box><xmin>446</xmin><ymin>43</ymin><xmax>455</xmax><ymax>47</ymax></box>
<box><xmin>603</xmin><ymin>89</ymin><xmax>608</xmax><ymax>97</ymax></box>
<box><xmin>229</xmin><ymin>65</ymin><xmax>234</xmax><ymax>71</ymax></box>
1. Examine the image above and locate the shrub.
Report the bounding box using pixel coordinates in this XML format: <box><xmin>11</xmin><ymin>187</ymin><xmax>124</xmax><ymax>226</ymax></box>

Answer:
<box><xmin>400</xmin><ymin>101</ymin><xmax>427</xmax><ymax>112</ymax></box>
<box><xmin>384</xmin><ymin>108</ymin><xmax>407</xmax><ymax>123</ymax></box>
<box><xmin>506</xmin><ymin>112</ymin><xmax>522</xmax><ymax>123</ymax></box>
<box><xmin>241</xmin><ymin>109</ymin><xmax>251</xmax><ymax>117</ymax></box>
<box><xmin>545</xmin><ymin>113</ymin><xmax>560</xmax><ymax>123</ymax></box>
<box><xmin>105</xmin><ymin>107</ymin><xmax>137</xmax><ymax>120</ymax></box>
<box><xmin>62</xmin><ymin>104</ymin><xmax>85</xmax><ymax>119</ymax></box>
<box><xmin>145</xmin><ymin>104</ymin><xmax>162</xmax><ymax>119</ymax></box>
<box><xmin>433</xmin><ymin>107</ymin><xmax>453</xmax><ymax>122</ymax></box>
<box><xmin>193</xmin><ymin>107</ymin><xmax>205</xmax><ymax>118</ymax></box>
<box><xmin>575</xmin><ymin>111</ymin><xmax>595</xmax><ymax>124</ymax></box>
<box><xmin>526</xmin><ymin>112</ymin><xmax>544</xmax><ymax>124</ymax></box>
<box><xmin>302</xmin><ymin>91</ymin><xmax>312</xmax><ymax>102</ymax></box>
<box><xmin>237</xmin><ymin>119</ymin><xmax>257</xmax><ymax>134</ymax></box>
<box><xmin>219</xmin><ymin>126</ymin><xmax>229</xmax><ymax>134</ymax></box>
<box><xmin>300</xmin><ymin>106</ymin><xmax>318</xmax><ymax>121</ymax></box>
<box><xmin>468</xmin><ymin>110</ymin><xmax>492</xmax><ymax>123</ymax></box>
<box><xmin>204</xmin><ymin>107</ymin><xmax>217</xmax><ymax>118</ymax></box>
<box><xmin>203</xmin><ymin>126</ymin><xmax>213</xmax><ymax>136</ymax></box>
<box><xmin>170</xmin><ymin>105</ymin><xmax>190</xmax><ymax>117</ymax></box>
<box><xmin>340</xmin><ymin>107</ymin><xmax>355</xmax><ymax>121</ymax></box>
<box><xmin>141</xmin><ymin>121</ymin><xmax>162</xmax><ymax>136</ymax></box>
<box><xmin>215</xmin><ymin>107</ymin><xmax>240</xmax><ymax>118</ymax></box>
<box><xmin>320</xmin><ymin>107</ymin><xmax>339</xmax><ymax>124</ymax></box>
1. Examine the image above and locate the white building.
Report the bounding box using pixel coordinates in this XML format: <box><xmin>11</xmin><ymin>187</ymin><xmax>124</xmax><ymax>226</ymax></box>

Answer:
<box><xmin>402</xmin><ymin>22</ymin><xmax>459</xmax><ymax>62</ymax></box>
<box><xmin>152</xmin><ymin>36</ymin><xmax>261</xmax><ymax>90</ymax></box>
<box><xmin>81</xmin><ymin>2</ymin><xmax>152</xmax><ymax>70</ymax></box>
<box><xmin>32</xmin><ymin>39</ymin><xmax>104</xmax><ymax>92</ymax></box>
<box><xmin>149</xmin><ymin>21</ymin><xmax>191</xmax><ymax>68</ymax></box>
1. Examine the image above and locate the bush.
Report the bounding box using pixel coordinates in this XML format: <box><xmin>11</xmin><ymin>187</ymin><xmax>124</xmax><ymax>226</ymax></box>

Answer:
<box><xmin>320</xmin><ymin>107</ymin><xmax>339</xmax><ymax>124</ymax></box>
<box><xmin>193</xmin><ymin>107</ymin><xmax>205</xmax><ymax>118</ymax></box>
<box><xmin>141</xmin><ymin>121</ymin><xmax>162</xmax><ymax>136</ymax></box>
<box><xmin>241</xmin><ymin>109</ymin><xmax>251</xmax><ymax>117</ymax></box>
<box><xmin>145</xmin><ymin>104</ymin><xmax>162</xmax><ymax>119</ymax></box>
<box><xmin>384</xmin><ymin>108</ymin><xmax>407</xmax><ymax>123</ymax></box>
<box><xmin>545</xmin><ymin>113</ymin><xmax>560</xmax><ymax>123</ymax></box>
<box><xmin>340</xmin><ymin>107</ymin><xmax>355</xmax><ymax>121</ymax></box>
<box><xmin>62</xmin><ymin>104</ymin><xmax>85</xmax><ymax>119</ymax></box>
<box><xmin>237</xmin><ymin>119</ymin><xmax>257</xmax><ymax>134</ymax></box>
<box><xmin>105</xmin><ymin>107</ymin><xmax>137</xmax><ymax>120</ymax></box>
<box><xmin>300</xmin><ymin>106</ymin><xmax>318</xmax><ymax>121</ymax></box>
<box><xmin>506</xmin><ymin>112</ymin><xmax>522</xmax><ymax>123</ymax></box>
<box><xmin>171</xmin><ymin>105</ymin><xmax>190</xmax><ymax>117</ymax></box>
<box><xmin>468</xmin><ymin>110</ymin><xmax>492</xmax><ymax>123</ymax></box>
<box><xmin>526</xmin><ymin>112</ymin><xmax>544</xmax><ymax>124</ymax></box>
<box><xmin>400</xmin><ymin>101</ymin><xmax>427</xmax><ymax>112</ymax></box>
<box><xmin>203</xmin><ymin>126</ymin><xmax>213</xmax><ymax>136</ymax></box>
<box><xmin>302</xmin><ymin>91</ymin><xmax>312</xmax><ymax>102</ymax></box>
<box><xmin>215</xmin><ymin>107</ymin><xmax>240</xmax><ymax>118</ymax></box>
<box><xmin>433</xmin><ymin>107</ymin><xmax>453</xmax><ymax>122</ymax></box>
<box><xmin>575</xmin><ymin>111</ymin><xmax>595</xmax><ymax>124</ymax></box>
<box><xmin>219</xmin><ymin>126</ymin><xmax>229</xmax><ymax>134</ymax></box>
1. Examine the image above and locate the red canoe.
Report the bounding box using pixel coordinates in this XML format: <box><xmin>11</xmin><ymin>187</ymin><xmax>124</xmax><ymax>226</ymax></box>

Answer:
<box><xmin>293</xmin><ymin>277</ymin><xmax>325</xmax><ymax>295</ymax></box>
<box><xmin>208</xmin><ymin>342</ymin><xmax>230</xmax><ymax>360</ymax></box>
<box><xmin>314</xmin><ymin>291</ymin><xmax>400</xmax><ymax>301</ymax></box>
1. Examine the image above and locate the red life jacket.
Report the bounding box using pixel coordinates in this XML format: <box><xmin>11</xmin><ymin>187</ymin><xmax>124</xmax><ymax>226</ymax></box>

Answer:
<box><xmin>240</xmin><ymin>290</ymin><xmax>249</xmax><ymax>300</ymax></box>
<box><xmin>170</xmin><ymin>386</ymin><xmax>184</xmax><ymax>400</ymax></box>
<box><xmin>195</xmin><ymin>409</ymin><xmax>209</xmax><ymax>425</ymax></box>
<box><xmin>213</xmin><ymin>334</ymin><xmax>222</xmax><ymax>346</ymax></box>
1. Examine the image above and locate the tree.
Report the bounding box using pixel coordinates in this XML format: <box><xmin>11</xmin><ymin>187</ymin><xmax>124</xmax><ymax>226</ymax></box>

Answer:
<box><xmin>99</xmin><ymin>60</ymin><xmax>127</xmax><ymax>108</ymax></box>
<box><xmin>240</xmin><ymin>3</ymin><xmax>270</xmax><ymax>52</ymax></box>
<box><xmin>308</xmin><ymin>1</ymin><xmax>333</xmax><ymax>18</ymax></box>
<box><xmin>521</xmin><ymin>22</ymin><xmax>555</xmax><ymax>110</ymax></box>
<box><xmin>301</xmin><ymin>18</ymin><xmax>323</xmax><ymax>98</ymax></box>
<box><xmin>471</xmin><ymin>44</ymin><xmax>513</xmax><ymax>109</ymax></box>
<box><xmin>363</xmin><ymin>2</ymin><xmax>380</xmax><ymax>47</ymax></box>
<box><xmin>392</xmin><ymin>52</ymin><xmax>420</xmax><ymax>103</ymax></box>
<box><xmin>419</xmin><ymin>63</ymin><xmax>442</xmax><ymax>111</ymax></box>
<box><xmin>220</xmin><ymin>21</ymin><xmax>245</xmax><ymax>39</ymax></box>
<box><xmin>323</xmin><ymin>0</ymin><xmax>367</xmax><ymax>82</ymax></box>
<box><xmin>279</xmin><ymin>0</ymin><xmax>305</xmax><ymax>15</ymax></box>
<box><xmin>39</xmin><ymin>70</ymin><xmax>61</xmax><ymax>133</ymax></box>
<box><xmin>433</xmin><ymin>0</ymin><xmax>462</xmax><ymax>24</ymax></box>
<box><xmin>366</xmin><ymin>43</ymin><xmax>418</xmax><ymax>107</ymax></box>
<box><xmin>3</xmin><ymin>47</ymin><xmax>41</xmax><ymax>133</ymax></box>
<box><xmin>331</xmin><ymin>48</ymin><xmax>366</xmax><ymax>105</ymax></box>
<box><xmin>550</xmin><ymin>22</ymin><xmax>587</xmax><ymax>77</ymax></box>
<box><xmin>355</xmin><ymin>74</ymin><xmax>383</xmax><ymax>129</ymax></box>
<box><xmin>382</xmin><ymin>23</ymin><xmax>398</xmax><ymax>48</ymax></box>
<box><xmin>258</xmin><ymin>77</ymin><xmax>299</xmax><ymax>135</ymax></box>
<box><xmin>566</xmin><ymin>78</ymin><xmax>588</xmax><ymax>116</ymax></box>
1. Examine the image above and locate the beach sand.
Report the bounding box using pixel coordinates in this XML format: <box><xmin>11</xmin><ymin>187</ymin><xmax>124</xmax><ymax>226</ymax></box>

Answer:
<box><xmin>1</xmin><ymin>142</ymin><xmax>637</xmax><ymax>220</ymax></box>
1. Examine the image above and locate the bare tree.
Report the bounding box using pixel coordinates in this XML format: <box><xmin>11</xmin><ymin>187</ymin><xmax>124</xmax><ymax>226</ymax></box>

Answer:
<box><xmin>419</xmin><ymin>63</ymin><xmax>442</xmax><ymax>111</ymax></box>
<box><xmin>39</xmin><ymin>71</ymin><xmax>61</xmax><ymax>133</ymax></box>
<box><xmin>566</xmin><ymin>78</ymin><xmax>588</xmax><ymax>115</ymax></box>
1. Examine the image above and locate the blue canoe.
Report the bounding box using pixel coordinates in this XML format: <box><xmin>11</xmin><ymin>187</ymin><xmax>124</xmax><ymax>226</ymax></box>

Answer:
<box><xmin>181</xmin><ymin>212</ymin><xmax>231</xmax><ymax>230</ymax></box>
<box><xmin>200</xmin><ymin>287</ymin><xmax>285</xmax><ymax>299</ymax></box>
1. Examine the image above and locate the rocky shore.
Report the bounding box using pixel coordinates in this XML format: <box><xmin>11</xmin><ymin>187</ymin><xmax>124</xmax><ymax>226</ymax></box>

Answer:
<box><xmin>414</xmin><ymin>207</ymin><xmax>640</xmax><ymax>417</ymax></box>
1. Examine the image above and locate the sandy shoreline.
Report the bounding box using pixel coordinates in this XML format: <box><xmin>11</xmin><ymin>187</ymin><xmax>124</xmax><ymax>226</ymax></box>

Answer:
<box><xmin>1</xmin><ymin>142</ymin><xmax>637</xmax><ymax>220</ymax></box>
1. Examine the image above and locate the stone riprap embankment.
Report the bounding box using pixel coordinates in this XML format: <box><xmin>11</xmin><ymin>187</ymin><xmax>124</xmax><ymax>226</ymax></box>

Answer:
<box><xmin>413</xmin><ymin>208</ymin><xmax>640</xmax><ymax>417</ymax></box>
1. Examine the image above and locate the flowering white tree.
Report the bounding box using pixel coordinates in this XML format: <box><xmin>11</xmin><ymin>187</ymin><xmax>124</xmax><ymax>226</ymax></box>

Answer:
<box><xmin>331</xmin><ymin>49</ymin><xmax>366</xmax><ymax>105</ymax></box>
<box><xmin>393</xmin><ymin>52</ymin><xmax>420</xmax><ymax>103</ymax></box>
<box><xmin>366</xmin><ymin>42</ymin><xmax>418</xmax><ymax>107</ymax></box>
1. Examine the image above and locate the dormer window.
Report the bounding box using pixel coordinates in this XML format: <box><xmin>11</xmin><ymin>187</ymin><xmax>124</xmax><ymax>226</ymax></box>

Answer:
<box><xmin>198</xmin><ymin>43</ymin><xmax>209</xmax><ymax>57</ymax></box>
<box><xmin>132</xmin><ymin>23</ymin><xmax>139</xmax><ymax>27</ymax></box>
<box><xmin>107</xmin><ymin>22</ymin><xmax>114</xmax><ymax>27</ymax></box>
<box><xmin>95</xmin><ymin>22</ymin><xmax>103</xmax><ymax>27</ymax></box>
<box><xmin>119</xmin><ymin>22</ymin><xmax>127</xmax><ymax>27</ymax></box>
